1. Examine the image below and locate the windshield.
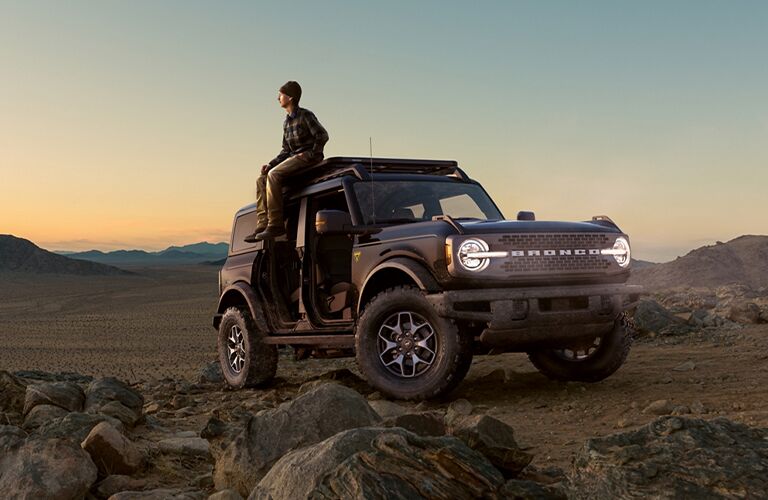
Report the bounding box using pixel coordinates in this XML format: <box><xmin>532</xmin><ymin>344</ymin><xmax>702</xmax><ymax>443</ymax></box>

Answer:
<box><xmin>352</xmin><ymin>180</ymin><xmax>503</xmax><ymax>224</ymax></box>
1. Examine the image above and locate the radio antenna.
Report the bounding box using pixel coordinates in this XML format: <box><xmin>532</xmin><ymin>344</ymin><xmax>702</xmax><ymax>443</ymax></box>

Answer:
<box><xmin>369</xmin><ymin>137</ymin><xmax>375</xmax><ymax>225</ymax></box>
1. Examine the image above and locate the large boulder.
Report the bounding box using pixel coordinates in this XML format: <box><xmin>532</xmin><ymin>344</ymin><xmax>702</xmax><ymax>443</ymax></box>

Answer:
<box><xmin>449</xmin><ymin>414</ymin><xmax>533</xmax><ymax>477</ymax></box>
<box><xmin>0</xmin><ymin>437</ymin><xmax>98</xmax><ymax>498</ymax></box>
<box><xmin>23</xmin><ymin>381</ymin><xmax>85</xmax><ymax>414</ymax></box>
<box><xmin>22</xmin><ymin>404</ymin><xmax>69</xmax><ymax>430</ymax></box>
<box><xmin>36</xmin><ymin>412</ymin><xmax>124</xmax><ymax>443</ymax></box>
<box><xmin>99</xmin><ymin>400</ymin><xmax>142</xmax><ymax>428</ymax></box>
<box><xmin>251</xmin><ymin>427</ymin><xmax>505</xmax><ymax>500</ymax></box>
<box><xmin>0</xmin><ymin>371</ymin><xmax>26</xmax><ymax>414</ymax></box>
<box><xmin>633</xmin><ymin>300</ymin><xmax>690</xmax><ymax>335</ymax></box>
<box><xmin>726</xmin><ymin>300</ymin><xmax>764</xmax><ymax>324</ymax></box>
<box><xmin>81</xmin><ymin>421</ymin><xmax>144</xmax><ymax>476</ymax></box>
<box><xmin>212</xmin><ymin>382</ymin><xmax>380</xmax><ymax>496</ymax></box>
<box><xmin>85</xmin><ymin>377</ymin><xmax>144</xmax><ymax>421</ymax></box>
<box><xmin>569</xmin><ymin>417</ymin><xmax>768</xmax><ymax>499</ymax></box>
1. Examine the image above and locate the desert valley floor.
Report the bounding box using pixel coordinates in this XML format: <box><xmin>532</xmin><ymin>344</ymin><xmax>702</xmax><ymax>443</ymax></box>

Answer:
<box><xmin>1</xmin><ymin>264</ymin><xmax>767</xmax><ymax>474</ymax></box>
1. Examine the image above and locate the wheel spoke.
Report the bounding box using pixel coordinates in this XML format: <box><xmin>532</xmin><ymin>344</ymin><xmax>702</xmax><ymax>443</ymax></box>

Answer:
<box><xmin>377</xmin><ymin>334</ymin><xmax>398</xmax><ymax>354</ymax></box>
<box><xmin>411</xmin><ymin>320</ymin><xmax>431</xmax><ymax>335</ymax></box>
<box><xmin>411</xmin><ymin>352</ymin><xmax>430</xmax><ymax>370</ymax></box>
<box><xmin>415</xmin><ymin>340</ymin><xmax>435</xmax><ymax>355</ymax></box>
<box><xmin>415</xmin><ymin>328</ymin><xmax>434</xmax><ymax>343</ymax></box>
<box><xmin>382</xmin><ymin>354</ymin><xmax>406</xmax><ymax>376</ymax></box>
<box><xmin>382</xmin><ymin>324</ymin><xmax>401</xmax><ymax>335</ymax></box>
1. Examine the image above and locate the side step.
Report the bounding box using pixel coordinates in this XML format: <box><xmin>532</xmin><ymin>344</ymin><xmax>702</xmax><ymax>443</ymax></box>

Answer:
<box><xmin>263</xmin><ymin>335</ymin><xmax>355</xmax><ymax>348</ymax></box>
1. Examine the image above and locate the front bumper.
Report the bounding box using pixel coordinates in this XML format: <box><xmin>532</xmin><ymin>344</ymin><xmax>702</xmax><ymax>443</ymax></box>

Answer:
<box><xmin>425</xmin><ymin>284</ymin><xmax>643</xmax><ymax>350</ymax></box>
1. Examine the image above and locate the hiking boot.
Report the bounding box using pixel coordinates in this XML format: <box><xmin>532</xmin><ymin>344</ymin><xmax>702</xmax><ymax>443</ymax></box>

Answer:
<box><xmin>255</xmin><ymin>225</ymin><xmax>286</xmax><ymax>240</ymax></box>
<box><xmin>244</xmin><ymin>222</ymin><xmax>268</xmax><ymax>242</ymax></box>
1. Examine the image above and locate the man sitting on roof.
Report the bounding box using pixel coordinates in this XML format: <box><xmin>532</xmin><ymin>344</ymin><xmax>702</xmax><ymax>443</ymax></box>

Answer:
<box><xmin>245</xmin><ymin>81</ymin><xmax>329</xmax><ymax>242</ymax></box>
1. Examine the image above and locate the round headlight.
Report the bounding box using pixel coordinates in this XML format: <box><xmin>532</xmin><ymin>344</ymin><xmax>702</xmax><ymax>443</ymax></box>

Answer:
<box><xmin>612</xmin><ymin>237</ymin><xmax>631</xmax><ymax>267</ymax></box>
<box><xmin>457</xmin><ymin>239</ymin><xmax>490</xmax><ymax>272</ymax></box>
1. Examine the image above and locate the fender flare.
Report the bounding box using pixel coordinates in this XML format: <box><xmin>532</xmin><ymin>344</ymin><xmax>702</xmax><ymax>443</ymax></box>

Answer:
<box><xmin>215</xmin><ymin>282</ymin><xmax>268</xmax><ymax>329</ymax></box>
<box><xmin>357</xmin><ymin>257</ymin><xmax>441</xmax><ymax>312</ymax></box>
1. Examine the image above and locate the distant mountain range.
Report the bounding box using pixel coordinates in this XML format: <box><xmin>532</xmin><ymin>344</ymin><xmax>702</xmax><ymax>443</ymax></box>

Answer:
<box><xmin>0</xmin><ymin>235</ymin><xmax>130</xmax><ymax>276</ymax></box>
<box><xmin>629</xmin><ymin>235</ymin><xmax>768</xmax><ymax>290</ymax></box>
<box><xmin>60</xmin><ymin>242</ymin><xmax>228</xmax><ymax>266</ymax></box>
<box><xmin>4</xmin><ymin>233</ymin><xmax>766</xmax><ymax>290</ymax></box>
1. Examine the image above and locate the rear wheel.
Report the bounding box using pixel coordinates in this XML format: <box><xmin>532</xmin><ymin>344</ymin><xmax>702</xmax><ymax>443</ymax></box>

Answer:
<box><xmin>528</xmin><ymin>312</ymin><xmax>634</xmax><ymax>382</ymax></box>
<box><xmin>218</xmin><ymin>306</ymin><xmax>277</xmax><ymax>388</ymax></box>
<box><xmin>356</xmin><ymin>286</ymin><xmax>472</xmax><ymax>400</ymax></box>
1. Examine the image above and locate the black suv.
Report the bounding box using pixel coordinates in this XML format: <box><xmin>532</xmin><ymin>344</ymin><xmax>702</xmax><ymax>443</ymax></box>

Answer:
<box><xmin>213</xmin><ymin>157</ymin><xmax>642</xmax><ymax>400</ymax></box>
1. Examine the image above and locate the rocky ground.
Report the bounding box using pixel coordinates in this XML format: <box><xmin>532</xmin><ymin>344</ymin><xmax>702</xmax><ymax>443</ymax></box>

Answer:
<box><xmin>2</xmin><ymin>267</ymin><xmax>768</xmax><ymax>498</ymax></box>
<box><xmin>2</xmin><ymin>317</ymin><xmax>768</xmax><ymax>499</ymax></box>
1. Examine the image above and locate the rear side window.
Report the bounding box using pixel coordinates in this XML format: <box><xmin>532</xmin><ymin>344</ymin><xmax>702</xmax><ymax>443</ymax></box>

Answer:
<box><xmin>230</xmin><ymin>212</ymin><xmax>259</xmax><ymax>254</ymax></box>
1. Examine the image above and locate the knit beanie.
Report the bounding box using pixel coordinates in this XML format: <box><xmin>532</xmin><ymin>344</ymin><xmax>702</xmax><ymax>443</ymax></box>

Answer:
<box><xmin>279</xmin><ymin>81</ymin><xmax>302</xmax><ymax>102</ymax></box>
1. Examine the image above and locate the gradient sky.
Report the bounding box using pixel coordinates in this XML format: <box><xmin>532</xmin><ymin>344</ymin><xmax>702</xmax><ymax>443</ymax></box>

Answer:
<box><xmin>1</xmin><ymin>1</ymin><xmax>767</xmax><ymax>262</ymax></box>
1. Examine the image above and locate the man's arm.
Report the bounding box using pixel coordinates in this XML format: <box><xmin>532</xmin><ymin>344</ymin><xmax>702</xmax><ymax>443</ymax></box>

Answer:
<box><xmin>302</xmin><ymin>110</ymin><xmax>329</xmax><ymax>156</ymax></box>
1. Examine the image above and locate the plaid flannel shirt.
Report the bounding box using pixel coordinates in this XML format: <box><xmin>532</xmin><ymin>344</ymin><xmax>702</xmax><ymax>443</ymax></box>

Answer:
<box><xmin>269</xmin><ymin>107</ymin><xmax>329</xmax><ymax>167</ymax></box>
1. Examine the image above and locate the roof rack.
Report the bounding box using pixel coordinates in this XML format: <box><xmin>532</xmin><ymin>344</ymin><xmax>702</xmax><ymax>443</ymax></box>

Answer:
<box><xmin>298</xmin><ymin>156</ymin><xmax>469</xmax><ymax>185</ymax></box>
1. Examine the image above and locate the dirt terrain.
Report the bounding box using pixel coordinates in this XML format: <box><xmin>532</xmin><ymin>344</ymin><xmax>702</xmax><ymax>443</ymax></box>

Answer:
<box><xmin>1</xmin><ymin>265</ymin><xmax>767</xmax><ymax>476</ymax></box>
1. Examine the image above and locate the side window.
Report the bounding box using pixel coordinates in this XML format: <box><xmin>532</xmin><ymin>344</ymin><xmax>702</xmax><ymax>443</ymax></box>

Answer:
<box><xmin>439</xmin><ymin>194</ymin><xmax>486</xmax><ymax>219</ymax></box>
<box><xmin>312</xmin><ymin>189</ymin><xmax>350</xmax><ymax>215</ymax></box>
<box><xmin>230</xmin><ymin>212</ymin><xmax>259</xmax><ymax>253</ymax></box>
<box><xmin>229</xmin><ymin>203</ymin><xmax>300</xmax><ymax>254</ymax></box>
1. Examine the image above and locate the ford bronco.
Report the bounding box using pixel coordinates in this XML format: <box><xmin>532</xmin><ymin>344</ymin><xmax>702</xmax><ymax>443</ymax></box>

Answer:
<box><xmin>213</xmin><ymin>157</ymin><xmax>642</xmax><ymax>400</ymax></box>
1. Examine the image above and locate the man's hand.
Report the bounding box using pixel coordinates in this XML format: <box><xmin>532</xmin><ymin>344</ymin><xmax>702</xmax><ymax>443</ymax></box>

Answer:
<box><xmin>261</xmin><ymin>164</ymin><xmax>271</xmax><ymax>175</ymax></box>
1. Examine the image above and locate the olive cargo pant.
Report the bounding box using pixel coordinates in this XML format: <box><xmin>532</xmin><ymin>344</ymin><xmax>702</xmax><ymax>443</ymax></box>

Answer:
<box><xmin>256</xmin><ymin>154</ymin><xmax>317</xmax><ymax>227</ymax></box>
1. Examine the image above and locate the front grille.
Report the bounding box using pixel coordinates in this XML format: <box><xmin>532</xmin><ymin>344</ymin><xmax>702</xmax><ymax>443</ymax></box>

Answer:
<box><xmin>493</xmin><ymin>233</ymin><xmax>615</xmax><ymax>275</ymax></box>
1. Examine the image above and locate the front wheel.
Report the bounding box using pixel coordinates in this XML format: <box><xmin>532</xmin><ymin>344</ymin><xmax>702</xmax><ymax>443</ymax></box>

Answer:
<box><xmin>528</xmin><ymin>312</ymin><xmax>634</xmax><ymax>383</ymax></box>
<box><xmin>217</xmin><ymin>306</ymin><xmax>278</xmax><ymax>388</ymax></box>
<box><xmin>355</xmin><ymin>287</ymin><xmax>472</xmax><ymax>400</ymax></box>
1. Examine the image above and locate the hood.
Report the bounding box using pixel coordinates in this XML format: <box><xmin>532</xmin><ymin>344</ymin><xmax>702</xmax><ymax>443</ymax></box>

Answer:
<box><xmin>456</xmin><ymin>219</ymin><xmax>621</xmax><ymax>235</ymax></box>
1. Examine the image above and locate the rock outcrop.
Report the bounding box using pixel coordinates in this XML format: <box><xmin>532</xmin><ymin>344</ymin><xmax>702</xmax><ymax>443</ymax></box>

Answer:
<box><xmin>0</xmin><ymin>437</ymin><xmax>98</xmax><ymax>499</ymax></box>
<box><xmin>23</xmin><ymin>381</ymin><xmax>85</xmax><ymax>414</ymax></box>
<box><xmin>449</xmin><ymin>414</ymin><xmax>533</xmax><ymax>477</ymax></box>
<box><xmin>81</xmin><ymin>422</ymin><xmax>144</xmax><ymax>476</ymax></box>
<box><xmin>85</xmin><ymin>377</ymin><xmax>145</xmax><ymax>426</ymax></box>
<box><xmin>570</xmin><ymin>416</ymin><xmax>768</xmax><ymax>499</ymax></box>
<box><xmin>633</xmin><ymin>300</ymin><xmax>691</xmax><ymax>335</ymax></box>
<box><xmin>212</xmin><ymin>382</ymin><xmax>381</xmax><ymax>496</ymax></box>
<box><xmin>252</xmin><ymin>427</ymin><xmax>505</xmax><ymax>499</ymax></box>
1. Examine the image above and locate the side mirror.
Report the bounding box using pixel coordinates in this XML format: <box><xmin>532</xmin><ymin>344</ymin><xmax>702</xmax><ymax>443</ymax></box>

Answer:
<box><xmin>517</xmin><ymin>211</ymin><xmax>536</xmax><ymax>221</ymax></box>
<box><xmin>316</xmin><ymin>210</ymin><xmax>353</xmax><ymax>234</ymax></box>
<box><xmin>316</xmin><ymin>210</ymin><xmax>382</xmax><ymax>236</ymax></box>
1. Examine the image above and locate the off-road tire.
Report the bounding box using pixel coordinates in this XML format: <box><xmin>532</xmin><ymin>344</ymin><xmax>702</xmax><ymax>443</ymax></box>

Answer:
<box><xmin>356</xmin><ymin>286</ymin><xmax>472</xmax><ymax>400</ymax></box>
<box><xmin>528</xmin><ymin>312</ymin><xmax>634</xmax><ymax>383</ymax></box>
<box><xmin>218</xmin><ymin>306</ymin><xmax>278</xmax><ymax>388</ymax></box>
